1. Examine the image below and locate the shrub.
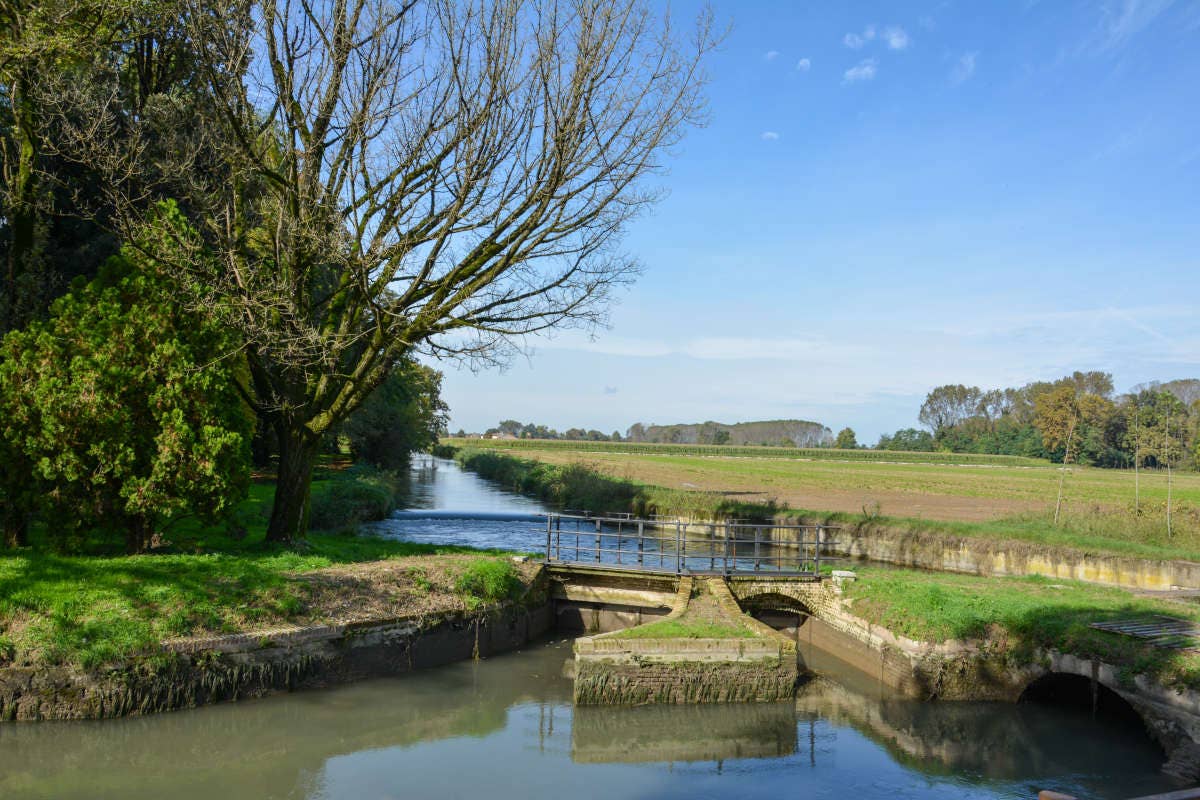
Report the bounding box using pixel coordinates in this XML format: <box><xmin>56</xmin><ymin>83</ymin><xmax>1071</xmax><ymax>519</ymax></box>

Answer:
<box><xmin>455</xmin><ymin>558</ymin><xmax>523</xmax><ymax>607</ymax></box>
<box><xmin>309</xmin><ymin>467</ymin><xmax>402</xmax><ymax>530</ymax></box>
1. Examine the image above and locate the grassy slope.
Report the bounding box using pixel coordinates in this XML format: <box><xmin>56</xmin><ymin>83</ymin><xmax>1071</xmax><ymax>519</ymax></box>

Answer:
<box><xmin>0</xmin><ymin>481</ymin><xmax>522</xmax><ymax>671</ymax></box>
<box><xmin>847</xmin><ymin>566</ymin><xmax>1200</xmax><ymax>690</ymax></box>
<box><xmin>611</xmin><ymin>618</ymin><xmax>757</xmax><ymax>639</ymax></box>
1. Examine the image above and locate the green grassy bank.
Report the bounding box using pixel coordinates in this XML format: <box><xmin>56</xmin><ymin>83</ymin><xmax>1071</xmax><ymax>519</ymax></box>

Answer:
<box><xmin>846</xmin><ymin>565</ymin><xmax>1200</xmax><ymax>691</ymax></box>
<box><xmin>0</xmin><ymin>467</ymin><xmax>525</xmax><ymax>671</ymax></box>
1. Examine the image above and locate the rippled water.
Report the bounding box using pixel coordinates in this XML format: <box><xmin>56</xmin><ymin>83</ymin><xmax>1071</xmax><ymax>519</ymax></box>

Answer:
<box><xmin>0</xmin><ymin>642</ymin><xmax>1175</xmax><ymax>800</ymax></box>
<box><xmin>1</xmin><ymin>455</ymin><xmax>1181</xmax><ymax>799</ymax></box>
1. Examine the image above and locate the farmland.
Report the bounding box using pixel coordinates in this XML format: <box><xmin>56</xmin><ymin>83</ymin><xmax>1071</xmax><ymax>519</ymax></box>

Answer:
<box><xmin>444</xmin><ymin>438</ymin><xmax>1200</xmax><ymax>523</ymax></box>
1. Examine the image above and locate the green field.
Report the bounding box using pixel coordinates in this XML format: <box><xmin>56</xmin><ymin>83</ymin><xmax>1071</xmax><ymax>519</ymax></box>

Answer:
<box><xmin>455</xmin><ymin>437</ymin><xmax>1046</xmax><ymax>467</ymax></box>
<box><xmin>445</xmin><ymin>438</ymin><xmax>1198</xmax><ymax>520</ymax></box>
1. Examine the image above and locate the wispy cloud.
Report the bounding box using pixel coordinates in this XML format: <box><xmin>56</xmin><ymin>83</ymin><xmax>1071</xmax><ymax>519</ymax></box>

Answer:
<box><xmin>603</xmin><ymin>385</ymin><xmax>618</xmax><ymax>396</ymax></box>
<box><xmin>535</xmin><ymin>335</ymin><xmax>874</xmax><ymax>363</ymax></box>
<box><xmin>843</xmin><ymin>59</ymin><xmax>878</xmax><ymax>83</ymax></box>
<box><xmin>950</xmin><ymin>52</ymin><xmax>978</xmax><ymax>85</ymax></box>
<box><xmin>764</xmin><ymin>49</ymin><xmax>780</xmax><ymax>61</ymax></box>
<box><xmin>760</xmin><ymin>130</ymin><xmax>780</xmax><ymax>141</ymax></box>
<box><xmin>795</xmin><ymin>57</ymin><xmax>811</xmax><ymax>71</ymax></box>
<box><xmin>1095</xmin><ymin>0</ymin><xmax>1178</xmax><ymax>51</ymax></box>
<box><xmin>843</xmin><ymin>25</ymin><xmax>876</xmax><ymax>49</ymax></box>
<box><xmin>882</xmin><ymin>26</ymin><xmax>910</xmax><ymax>50</ymax></box>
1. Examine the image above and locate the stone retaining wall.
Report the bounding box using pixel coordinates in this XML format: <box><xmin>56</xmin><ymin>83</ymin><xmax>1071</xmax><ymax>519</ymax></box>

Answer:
<box><xmin>0</xmin><ymin>603</ymin><xmax>551</xmax><ymax>721</ymax></box>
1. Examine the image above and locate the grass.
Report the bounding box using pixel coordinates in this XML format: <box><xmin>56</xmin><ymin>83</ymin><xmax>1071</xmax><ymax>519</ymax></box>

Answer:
<box><xmin>455</xmin><ymin>557</ymin><xmax>524</xmax><ymax>609</ymax></box>
<box><xmin>611</xmin><ymin>618</ymin><xmax>758</xmax><ymax>639</ymax></box>
<box><xmin>444</xmin><ymin>444</ymin><xmax>1200</xmax><ymax>562</ymax></box>
<box><xmin>846</xmin><ymin>565</ymin><xmax>1200</xmax><ymax>689</ymax></box>
<box><xmin>0</xmin><ymin>473</ymin><xmax>526</xmax><ymax>671</ymax></box>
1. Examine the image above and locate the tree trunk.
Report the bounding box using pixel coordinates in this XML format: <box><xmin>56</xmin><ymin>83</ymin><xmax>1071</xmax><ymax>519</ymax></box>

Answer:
<box><xmin>2</xmin><ymin>510</ymin><xmax>27</xmax><ymax>549</ymax></box>
<box><xmin>4</xmin><ymin>71</ymin><xmax>41</xmax><ymax>333</ymax></box>
<box><xmin>1</xmin><ymin>457</ymin><xmax>30</xmax><ymax>548</ymax></box>
<box><xmin>266</xmin><ymin>424</ymin><xmax>319</xmax><ymax>542</ymax></box>
<box><xmin>125</xmin><ymin>517</ymin><xmax>154</xmax><ymax>554</ymax></box>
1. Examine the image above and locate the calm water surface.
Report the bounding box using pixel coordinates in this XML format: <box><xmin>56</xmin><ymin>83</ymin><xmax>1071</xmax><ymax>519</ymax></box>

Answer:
<box><xmin>0</xmin><ymin>456</ymin><xmax>1179</xmax><ymax>799</ymax></box>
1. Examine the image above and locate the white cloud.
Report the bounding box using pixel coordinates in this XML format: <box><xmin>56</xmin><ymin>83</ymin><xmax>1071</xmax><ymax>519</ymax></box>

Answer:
<box><xmin>761</xmin><ymin>130</ymin><xmax>780</xmax><ymax>141</ymax></box>
<box><xmin>950</xmin><ymin>52</ymin><xmax>978</xmax><ymax>85</ymax></box>
<box><xmin>843</xmin><ymin>32</ymin><xmax>865</xmax><ymax>49</ymax></box>
<box><xmin>795</xmin><ymin>57</ymin><xmax>811</xmax><ymax>71</ymax></box>
<box><xmin>843</xmin><ymin>59</ymin><xmax>877</xmax><ymax>83</ymax></box>
<box><xmin>764</xmin><ymin>50</ymin><xmax>780</xmax><ymax>61</ymax></box>
<box><xmin>882</xmin><ymin>26</ymin><xmax>910</xmax><ymax>50</ymax></box>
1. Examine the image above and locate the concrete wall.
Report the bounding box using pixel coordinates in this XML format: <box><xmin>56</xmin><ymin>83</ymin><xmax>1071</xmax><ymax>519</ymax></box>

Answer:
<box><xmin>768</xmin><ymin>521</ymin><xmax>1200</xmax><ymax>591</ymax></box>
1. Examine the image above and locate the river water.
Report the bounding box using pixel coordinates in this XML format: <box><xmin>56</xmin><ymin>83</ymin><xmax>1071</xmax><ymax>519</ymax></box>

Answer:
<box><xmin>0</xmin><ymin>456</ymin><xmax>1180</xmax><ymax>800</ymax></box>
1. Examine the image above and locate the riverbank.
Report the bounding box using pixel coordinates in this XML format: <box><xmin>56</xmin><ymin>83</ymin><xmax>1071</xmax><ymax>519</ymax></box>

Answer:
<box><xmin>0</xmin><ymin>457</ymin><xmax>543</xmax><ymax>674</ymax></box>
<box><xmin>442</xmin><ymin>445</ymin><xmax>1200</xmax><ymax>574</ymax></box>
<box><xmin>441</xmin><ymin>440</ymin><xmax>1200</xmax><ymax>554</ymax></box>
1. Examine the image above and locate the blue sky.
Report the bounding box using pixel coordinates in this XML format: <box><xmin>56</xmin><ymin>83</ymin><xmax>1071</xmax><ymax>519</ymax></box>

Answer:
<box><xmin>436</xmin><ymin>0</ymin><xmax>1200</xmax><ymax>442</ymax></box>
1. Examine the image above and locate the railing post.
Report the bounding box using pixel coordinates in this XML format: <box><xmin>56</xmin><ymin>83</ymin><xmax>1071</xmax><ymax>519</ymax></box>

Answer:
<box><xmin>754</xmin><ymin>526</ymin><xmax>761</xmax><ymax>571</ymax></box>
<box><xmin>814</xmin><ymin>526</ymin><xmax>822</xmax><ymax>577</ymax></box>
<box><xmin>724</xmin><ymin>520</ymin><xmax>731</xmax><ymax>575</ymax></box>
<box><xmin>709</xmin><ymin>523</ymin><xmax>716</xmax><ymax>571</ymax></box>
<box><xmin>675</xmin><ymin>520</ymin><xmax>683</xmax><ymax>574</ymax></box>
<box><xmin>545</xmin><ymin>515</ymin><xmax>553</xmax><ymax>561</ymax></box>
<box><xmin>594</xmin><ymin>519</ymin><xmax>601</xmax><ymax>563</ymax></box>
<box><xmin>637</xmin><ymin>521</ymin><xmax>644</xmax><ymax>566</ymax></box>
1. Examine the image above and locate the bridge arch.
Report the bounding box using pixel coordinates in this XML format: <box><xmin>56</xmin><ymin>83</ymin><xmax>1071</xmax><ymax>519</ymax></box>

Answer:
<box><xmin>1019</xmin><ymin>672</ymin><xmax>1146</xmax><ymax>726</ymax></box>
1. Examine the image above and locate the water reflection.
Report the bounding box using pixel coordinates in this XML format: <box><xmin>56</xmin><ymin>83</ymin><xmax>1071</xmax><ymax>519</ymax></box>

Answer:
<box><xmin>1</xmin><ymin>641</ymin><xmax>1176</xmax><ymax>800</ymax></box>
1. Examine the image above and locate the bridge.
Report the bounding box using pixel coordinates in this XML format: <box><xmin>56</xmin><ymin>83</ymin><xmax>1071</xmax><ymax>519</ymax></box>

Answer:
<box><xmin>541</xmin><ymin>513</ymin><xmax>841</xmax><ymax>577</ymax></box>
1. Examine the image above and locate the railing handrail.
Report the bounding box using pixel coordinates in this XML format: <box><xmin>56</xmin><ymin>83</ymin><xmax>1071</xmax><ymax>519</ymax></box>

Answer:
<box><xmin>543</xmin><ymin>512</ymin><xmax>839</xmax><ymax>577</ymax></box>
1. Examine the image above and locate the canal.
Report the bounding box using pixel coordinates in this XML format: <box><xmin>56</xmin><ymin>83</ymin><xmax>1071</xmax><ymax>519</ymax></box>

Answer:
<box><xmin>0</xmin><ymin>456</ymin><xmax>1179</xmax><ymax>800</ymax></box>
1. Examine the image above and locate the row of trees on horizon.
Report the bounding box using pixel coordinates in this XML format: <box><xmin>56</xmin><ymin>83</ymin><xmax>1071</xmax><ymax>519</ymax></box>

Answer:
<box><xmin>470</xmin><ymin>373</ymin><xmax>1200</xmax><ymax>470</ymax></box>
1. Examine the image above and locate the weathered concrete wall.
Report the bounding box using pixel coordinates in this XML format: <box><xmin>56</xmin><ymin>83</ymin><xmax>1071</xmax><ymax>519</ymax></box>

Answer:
<box><xmin>548</xmin><ymin>563</ymin><xmax>678</xmax><ymax>634</ymax></box>
<box><xmin>769</xmin><ymin>521</ymin><xmax>1200</xmax><ymax>591</ymax></box>
<box><xmin>572</xmin><ymin>576</ymin><xmax>799</xmax><ymax>705</ymax></box>
<box><xmin>573</xmin><ymin>655</ymin><xmax>798</xmax><ymax>704</ymax></box>
<box><xmin>0</xmin><ymin>603</ymin><xmax>552</xmax><ymax>722</ymax></box>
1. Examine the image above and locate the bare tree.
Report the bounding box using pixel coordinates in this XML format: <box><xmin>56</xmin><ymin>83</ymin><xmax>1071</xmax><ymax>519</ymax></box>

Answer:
<box><xmin>54</xmin><ymin>0</ymin><xmax>715</xmax><ymax>540</ymax></box>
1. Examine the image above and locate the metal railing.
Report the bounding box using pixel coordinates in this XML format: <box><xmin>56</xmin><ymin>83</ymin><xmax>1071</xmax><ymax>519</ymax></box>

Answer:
<box><xmin>543</xmin><ymin>514</ymin><xmax>839</xmax><ymax>577</ymax></box>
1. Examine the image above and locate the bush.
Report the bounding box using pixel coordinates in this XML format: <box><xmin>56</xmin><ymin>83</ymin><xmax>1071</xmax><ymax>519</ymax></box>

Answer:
<box><xmin>308</xmin><ymin>467</ymin><xmax>402</xmax><ymax>530</ymax></box>
<box><xmin>455</xmin><ymin>558</ymin><xmax>523</xmax><ymax>607</ymax></box>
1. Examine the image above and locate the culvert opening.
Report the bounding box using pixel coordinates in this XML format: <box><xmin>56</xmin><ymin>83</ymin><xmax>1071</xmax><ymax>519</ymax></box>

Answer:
<box><xmin>1019</xmin><ymin>673</ymin><xmax>1145</xmax><ymax>727</ymax></box>
<box><xmin>742</xmin><ymin>594</ymin><xmax>812</xmax><ymax>635</ymax></box>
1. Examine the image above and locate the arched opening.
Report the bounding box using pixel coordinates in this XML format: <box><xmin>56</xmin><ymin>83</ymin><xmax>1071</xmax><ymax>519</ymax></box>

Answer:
<box><xmin>1016</xmin><ymin>673</ymin><xmax>1167</xmax><ymax>766</ymax></box>
<box><xmin>1019</xmin><ymin>673</ymin><xmax>1146</xmax><ymax>727</ymax></box>
<box><xmin>739</xmin><ymin>592</ymin><xmax>812</xmax><ymax>637</ymax></box>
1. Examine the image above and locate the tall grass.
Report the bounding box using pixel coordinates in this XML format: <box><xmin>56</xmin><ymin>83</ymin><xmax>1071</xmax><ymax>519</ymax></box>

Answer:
<box><xmin>452</xmin><ymin>448</ymin><xmax>783</xmax><ymax>520</ymax></box>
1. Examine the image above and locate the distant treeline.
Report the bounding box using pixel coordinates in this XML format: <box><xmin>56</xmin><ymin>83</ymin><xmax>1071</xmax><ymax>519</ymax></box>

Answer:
<box><xmin>885</xmin><ymin>373</ymin><xmax>1199</xmax><ymax>468</ymax></box>
<box><xmin>626</xmin><ymin>419</ymin><xmax>832</xmax><ymax>447</ymax></box>
<box><xmin>468</xmin><ymin>418</ymin><xmax>834</xmax><ymax>447</ymax></box>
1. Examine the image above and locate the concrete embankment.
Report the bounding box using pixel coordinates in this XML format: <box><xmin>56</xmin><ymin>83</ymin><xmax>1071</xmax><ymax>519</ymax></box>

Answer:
<box><xmin>0</xmin><ymin>601</ymin><xmax>552</xmax><ymax>721</ymax></box>
<box><xmin>766</xmin><ymin>519</ymin><xmax>1200</xmax><ymax>591</ymax></box>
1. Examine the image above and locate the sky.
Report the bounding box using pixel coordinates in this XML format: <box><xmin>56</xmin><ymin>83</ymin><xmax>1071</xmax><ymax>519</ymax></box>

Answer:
<box><xmin>434</xmin><ymin>0</ymin><xmax>1200</xmax><ymax>443</ymax></box>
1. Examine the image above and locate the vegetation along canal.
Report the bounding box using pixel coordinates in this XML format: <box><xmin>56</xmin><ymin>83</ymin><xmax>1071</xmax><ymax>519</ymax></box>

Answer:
<box><xmin>0</xmin><ymin>457</ymin><xmax>1180</xmax><ymax>799</ymax></box>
